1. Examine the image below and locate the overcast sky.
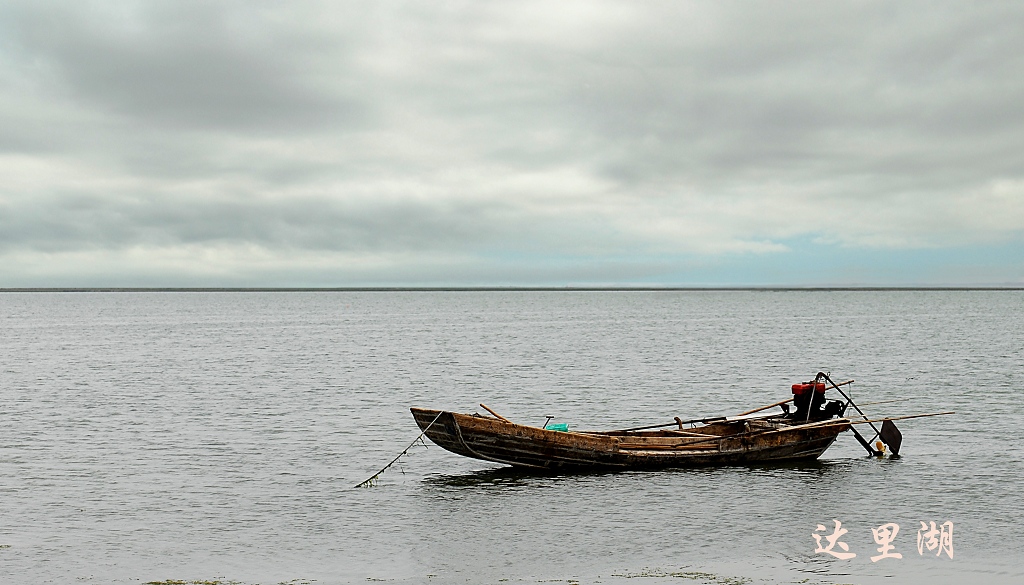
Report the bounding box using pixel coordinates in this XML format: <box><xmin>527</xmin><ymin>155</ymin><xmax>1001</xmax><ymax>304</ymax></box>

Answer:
<box><xmin>1</xmin><ymin>1</ymin><xmax>1022</xmax><ymax>286</ymax></box>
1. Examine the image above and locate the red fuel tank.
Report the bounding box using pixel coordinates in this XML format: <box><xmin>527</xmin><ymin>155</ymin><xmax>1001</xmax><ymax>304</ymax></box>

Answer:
<box><xmin>792</xmin><ymin>382</ymin><xmax>826</xmax><ymax>394</ymax></box>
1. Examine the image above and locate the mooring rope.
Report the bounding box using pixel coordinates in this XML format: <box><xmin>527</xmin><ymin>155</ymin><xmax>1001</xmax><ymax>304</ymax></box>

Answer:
<box><xmin>354</xmin><ymin>411</ymin><xmax>444</xmax><ymax>488</ymax></box>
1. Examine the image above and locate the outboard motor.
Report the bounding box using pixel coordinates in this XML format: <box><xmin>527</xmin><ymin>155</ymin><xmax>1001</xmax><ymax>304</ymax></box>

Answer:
<box><xmin>821</xmin><ymin>397</ymin><xmax>847</xmax><ymax>419</ymax></box>
<box><xmin>790</xmin><ymin>380</ymin><xmax>847</xmax><ymax>421</ymax></box>
<box><xmin>790</xmin><ymin>381</ymin><xmax>821</xmax><ymax>420</ymax></box>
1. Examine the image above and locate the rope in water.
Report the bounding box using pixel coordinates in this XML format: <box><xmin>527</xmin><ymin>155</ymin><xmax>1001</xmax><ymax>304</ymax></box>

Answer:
<box><xmin>354</xmin><ymin>411</ymin><xmax>444</xmax><ymax>488</ymax></box>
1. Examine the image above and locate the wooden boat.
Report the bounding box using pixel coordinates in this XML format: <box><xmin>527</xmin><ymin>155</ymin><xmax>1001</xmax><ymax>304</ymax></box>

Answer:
<box><xmin>402</xmin><ymin>373</ymin><xmax>953</xmax><ymax>474</ymax></box>
<box><xmin>410</xmin><ymin>406</ymin><xmax>852</xmax><ymax>470</ymax></box>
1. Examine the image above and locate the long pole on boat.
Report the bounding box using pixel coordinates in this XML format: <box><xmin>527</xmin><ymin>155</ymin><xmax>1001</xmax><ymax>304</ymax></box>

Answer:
<box><xmin>776</xmin><ymin>411</ymin><xmax>955</xmax><ymax>432</ymax></box>
<box><xmin>819</xmin><ymin>372</ymin><xmax>881</xmax><ymax>435</ymax></box>
<box><xmin>479</xmin><ymin>403</ymin><xmax>513</xmax><ymax>424</ymax></box>
<box><xmin>817</xmin><ymin>372</ymin><xmax>882</xmax><ymax>456</ymax></box>
<box><xmin>736</xmin><ymin>380</ymin><xmax>853</xmax><ymax>418</ymax></box>
<box><xmin>614</xmin><ymin>379</ymin><xmax>855</xmax><ymax>433</ymax></box>
<box><xmin>851</xmin><ymin>411</ymin><xmax>955</xmax><ymax>424</ymax></box>
<box><xmin>736</xmin><ymin>398</ymin><xmax>793</xmax><ymax>416</ymax></box>
<box><xmin>614</xmin><ymin>410</ymin><xmax>956</xmax><ymax>454</ymax></box>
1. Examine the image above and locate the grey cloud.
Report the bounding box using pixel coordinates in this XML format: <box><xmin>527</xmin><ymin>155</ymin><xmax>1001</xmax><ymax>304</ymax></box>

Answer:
<box><xmin>0</xmin><ymin>191</ymin><xmax>503</xmax><ymax>253</ymax></box>
<box><xmin>2</xmin><ymin>1</ymin><xmax>368</xmax><ymax>133</ymax></box>
<box><xmin>1</xmin><ymin>1</ymin><xmax>1023</xmax><ymax>284</ymax></box>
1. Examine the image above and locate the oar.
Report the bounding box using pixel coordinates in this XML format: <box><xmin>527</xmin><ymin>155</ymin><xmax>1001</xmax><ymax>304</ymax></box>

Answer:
<box><xmin>849</xmin><ymin>411</ymin><xmax>955</xmax><ymax>425</ymax></box>
<box><xmin>611</xmin><ymin>378</ymin><xmax>854</xmax><ymax>433</ymax></box>
<box><xmin>621</xmin><ymin>411</ymin><xmax>954</xmax><ymax>452</ymax></box>
<box><xmin>479</xmin><ymin>403</ymin><xmax>512</xmax><ymax>424</ymax></box>
<box><xmin>734</xmin><ymin>379</ymin><xmax>855</xmax><ymax>417</ymax></box>
<box><xmin>615</xmin><ymin>412</ymin><xmax>771</xmax><ymax>433</ymax></box>
<box><xmin>736</xmin><ymin>398</ymin><xmax>793</xmax><ymax>416</ymax></box>
<box><xmin>767</xmin><ymin>411</ymin><xmax>955</xmax><ymax>435</ymax></box>
<box><xmin>643</xmin><ymin>416</ymin><xmax>860</xmax><ymax>450</ymax></box>
<box><xmin>617</xmin><ymin>395</ymin><xmax>814</xmax><ymax>433</ymax></box>
<box><xmin>613</xmin><ymin>421</ymin><xmax>691</xmax><ymax>433</ymax></box>
<box><xmin>856</xmin><ymin>398</ymin><xmax>912</xmax><ymax>407</ymax></box>
<box><xmin>615</xmin><ymin>411</ymin><xmax>750</xmax><ymax>432</ymax></box>
<box><xmin>625</xmin><ymin>413</ymin><xmax>861</xmax><ymax>450</ymax></box>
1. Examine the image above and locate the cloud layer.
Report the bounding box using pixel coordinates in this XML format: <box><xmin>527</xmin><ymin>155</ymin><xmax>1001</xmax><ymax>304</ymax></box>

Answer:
<box><xmin>2</xmin><ymin>1</ymin><xmax>1023</xmax><ymax>285</ymax></box>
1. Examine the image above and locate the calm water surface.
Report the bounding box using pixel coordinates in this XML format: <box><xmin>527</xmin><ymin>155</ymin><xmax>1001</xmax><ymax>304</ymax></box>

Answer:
<box><xmin>1</xmin><ymin>291</ymin><xmax>1022</xmax><ymax>585</ymax></box>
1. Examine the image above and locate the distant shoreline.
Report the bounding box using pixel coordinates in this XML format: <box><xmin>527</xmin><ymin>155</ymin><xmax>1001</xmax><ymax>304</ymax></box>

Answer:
<box><xmin>2</xmin><ymin>286</ymin><xmax>1022</xmax><ymax>293</ymax></box>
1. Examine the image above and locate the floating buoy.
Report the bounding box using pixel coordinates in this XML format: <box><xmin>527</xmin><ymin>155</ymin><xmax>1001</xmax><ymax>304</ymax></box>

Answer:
<box><xmin>875</xmin><ymin>440</ymin><xmax>886</xmax><ymax>455</ymax></box>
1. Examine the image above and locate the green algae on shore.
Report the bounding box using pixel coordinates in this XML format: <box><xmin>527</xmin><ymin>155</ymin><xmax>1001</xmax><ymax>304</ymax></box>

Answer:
<box><xmin>611</xmin><ymin>568</ymin><xmax>753</xmax><ymax>585</ymax></box>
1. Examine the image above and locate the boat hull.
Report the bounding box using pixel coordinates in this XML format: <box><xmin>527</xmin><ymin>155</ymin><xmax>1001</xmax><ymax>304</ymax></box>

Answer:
<box><xmin>411</xmin><ymin>408</ymin><xmax>849</xmax><ymax>470</ymax></box>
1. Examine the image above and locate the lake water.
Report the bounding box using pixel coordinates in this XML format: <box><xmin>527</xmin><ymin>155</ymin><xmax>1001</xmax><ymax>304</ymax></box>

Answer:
<box><xmin>1</xmin><ymin>290</ymin><xmax>1022</xmax><ymax>585</ymax></box>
